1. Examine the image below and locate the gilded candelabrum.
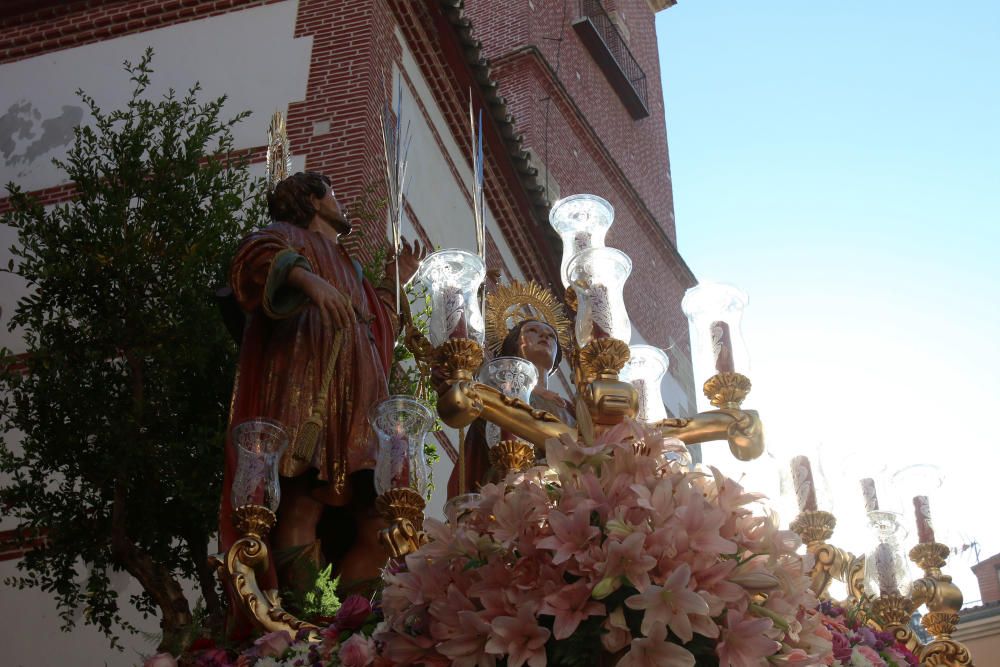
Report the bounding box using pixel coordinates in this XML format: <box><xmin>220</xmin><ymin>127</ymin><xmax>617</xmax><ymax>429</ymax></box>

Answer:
<box><xmin>376</xmin><ymin>487</ymin><xmax>428</xmax><ymax>559</ymax></box>
<box><xmin>435</xmin><ymin>345</ymin><xmax>766</xmax><ymax>462</ymax></box>
<box><xmin>211</xmin><ymin>505</ymin><xmax>321</xmax><ymax>638</ymax></box>
<box><xmin>788</xmin><ymin>511</ymin><xmax>973</xmax><ymax>666</ymax></box>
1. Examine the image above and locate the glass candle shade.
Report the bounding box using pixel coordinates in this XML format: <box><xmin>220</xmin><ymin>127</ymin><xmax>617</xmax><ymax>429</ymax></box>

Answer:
<box><xmin>231</xmin><ymin>418</ymin><xmax>289</xmax><ymax>512</ymax></box>
<box><xmin>479</xmin><ymin>356</ymin><xmax>538</xmax><ymax>403</ymax></box>
<box><xmin>567</xmin><ymin>247</ymin><xmax>632</xmax><ymax>346</ymax></box>
<box><xmin>862</xmin><ymin>510</ymin><xmax>913</xmax><ymax>597</ymax></box>
<box><xmin>681</xmin><ymin>283</ymin><xmax>750</xmax><ymax>410</ymax></box>
<box><xmin>479</xmin><ymin>356</ymin><xmax>538</xmax><ymax>447</ymax></box>
<box><xmin>620</xmin><ymin>344</ymin><xmax>670</xmax><ymax>423</ymax></box>
<box><xmin>370</xmin><ymin>396</ymin><xmax>434</xmax><ymax>497</ymax></box>
<box><xmin>549</xmin><ymin>194</ymin><xmax>615</xmax><ymax>287</ymax></box>
<box><xmin>413</xmin><ymin>249</ymin><xmax>486</xmax><ymax>347</ymax></box>
<box><xmin>656</xmin><ymin>438</ymin><xmax>693</xmax><ymax>469</ymax></box>
<box><xmin>444</xmin><ymin>492</ymin><xmax>482</xmax><ymax>525</ymax></box>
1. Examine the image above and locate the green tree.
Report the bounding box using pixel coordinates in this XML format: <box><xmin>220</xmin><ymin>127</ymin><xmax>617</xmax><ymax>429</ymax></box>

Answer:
<box><xmin>0</xmin><ymin>49</ymin><xmax>265</xmax><ymax>652</ymax></box>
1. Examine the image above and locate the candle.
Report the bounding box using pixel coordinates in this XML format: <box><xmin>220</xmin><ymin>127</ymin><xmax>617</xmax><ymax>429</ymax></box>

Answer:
<box><xmin>589</xmin><ymin>283</ymin><xmax>612</xmax><ymax>340</ymax></box>
<box><xmin>791</xmin><ymin>455</ymin><xmax>818</xmax><ymax>512</ymax></box>
<box><xmin>860</xmin><ymin>478</ymin><xmax>879</xmax><ymax>514</ymax></box>
<box><xmin>913</xmin><ymin>495</ymin><xmax>936</xmax><ymax>544</ymax></box>
<box><xmin>389</xmin><ymin>435</ymin><xmax>411</xmax><ymax>489</ymax></box>
<box><xmin>710</xmin><ymin>320</ymin><xmax>735</xmax><ymax>374</ymax></box>
<box><xmin>442</xmin><ymin>285</ymin><xmax>468</xmax><ymax>340</ymax></box>
<box><xmin>873</xmin><ymin>542</ymin><xmax>899</xmax><ymax>594</ymax></box>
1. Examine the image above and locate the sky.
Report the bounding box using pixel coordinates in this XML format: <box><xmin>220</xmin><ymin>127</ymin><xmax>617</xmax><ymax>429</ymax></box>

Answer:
<box><xmin>655</xmin><ymin>1</ymin><xmax>1000</xmax><ymax>604</ymax></box>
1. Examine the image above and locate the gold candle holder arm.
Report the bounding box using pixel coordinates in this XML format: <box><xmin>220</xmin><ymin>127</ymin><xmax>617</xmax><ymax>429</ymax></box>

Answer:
<box><xmin>210</xmin><ymin>506</ymin><xmax>320</xmax><ymax>638</ymax></box>
<box><xmin>649</xmin><ymin>370</ymin><xmax>764</xmax><ymax>461</ymax></box>
<box><xmin>437</xmin><ymin>380</ymin><xmax>577</xmax><ymax>449</ymax></box>
<box><xmin>653</xmin><ymin>408</ymin><xmax>764</xmax><ymax>461</ymax></box>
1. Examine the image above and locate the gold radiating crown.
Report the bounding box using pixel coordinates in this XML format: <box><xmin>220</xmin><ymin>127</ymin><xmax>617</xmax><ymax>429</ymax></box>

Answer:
<box><xmin>484</xmin><ymin>280</ymin><xmax>571</xmax><ymax>355</ymax></box>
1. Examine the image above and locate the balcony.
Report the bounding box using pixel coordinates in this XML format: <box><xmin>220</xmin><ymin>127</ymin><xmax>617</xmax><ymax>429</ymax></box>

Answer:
<box><xmin>572</xmin><ymin>0</ymin><xmax>650</xmax><ymax>119</ymax></box>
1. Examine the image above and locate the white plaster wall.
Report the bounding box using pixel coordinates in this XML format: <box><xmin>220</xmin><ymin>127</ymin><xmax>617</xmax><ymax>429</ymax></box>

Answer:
<box><xmin>0</xmin><ymin>1</ymin><xmax>310</xmax><ymax>192</ymax></box>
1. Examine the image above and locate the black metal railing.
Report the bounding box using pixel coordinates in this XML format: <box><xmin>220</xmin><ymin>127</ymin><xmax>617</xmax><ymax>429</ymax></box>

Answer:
<box><xmin>578</xmin><ymin>0</ymin><xmax>648</xmax><ymax>112</ymax></box>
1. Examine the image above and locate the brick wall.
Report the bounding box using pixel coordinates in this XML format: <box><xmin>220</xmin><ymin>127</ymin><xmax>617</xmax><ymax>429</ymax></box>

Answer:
<box><xmin>0</xmin><ymin>0</ymin><xmax>282</xmax><ymax>65</ymax></box>
<box><xmin>466</xmin><ymin>0</ymin><xmax>677</xmax><ymax>240</ymax></box>
<box><xmin>973</xmin><ymin>554</ymin><xmax>1000</xmax><ymax>604</ymax></box>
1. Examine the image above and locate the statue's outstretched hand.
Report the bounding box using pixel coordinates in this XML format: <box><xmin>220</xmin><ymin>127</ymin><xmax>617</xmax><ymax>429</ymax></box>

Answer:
<box><xmin>290</xmin><ymin>267</ymin><xmax>356</xmax><ymax>330</ymax></box>
<box><xmin>385</xmin><ymin>238</ymin><xmax>428</xmax><ymax>288</ymax></box>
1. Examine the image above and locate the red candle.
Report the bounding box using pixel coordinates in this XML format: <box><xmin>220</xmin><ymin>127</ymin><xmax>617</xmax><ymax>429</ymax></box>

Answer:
<box><xmin>442</xmin><ymin>285</ymin><xmax>469</xmax><ymax>340</ymax></box>
<box><xmin>711</xmin><ymin>320</ymin><xmax>735</xmax><ymax>374</ymax></box>
<box><xmin>860</xmin><ymin>478</ymin><xmax>879</xmax><ymax>514</ymax></box>
<box><xmin>913</xmin><ymin>495</ymin><xmax>936</xmax><ymax>544</ymax></box>
<box><xmin>791</xmin><ymin>455</ymin><xmax>818</xmax><ymax>512</ymax></box>
<box><xmin>874</xmin><ymin>542</ymin><xmax>899</xmax><ymax>594</ymax></box>
<box><xmin>389</xmin><ymin>435</ymin><xmax>411</xmax><ymax>489</ymax></box>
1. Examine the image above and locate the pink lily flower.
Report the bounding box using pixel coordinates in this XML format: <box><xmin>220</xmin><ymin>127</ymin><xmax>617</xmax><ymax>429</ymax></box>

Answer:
<box><xmin>717</xmin><ymin>609</ymin><xmax>782</xmax><ymax>667</ymax></box>
<box><xmin>625</xmin><ymin>562</ymin><xmax>714</xmax><ymax>641</ymax></box>
<box><xmin>539</xmin><ymin>580</ymin><xmax>605</xmax><ymax>639</ymax></box>
<box><xmin>617</xmin><ymin>624</ymin><xmax>696</xmax><ymax>667</ymax></box>
<box><xmin>485</xmin><ymin>603</ymin><xmax>551</xmax><ymax>667</ymax></box>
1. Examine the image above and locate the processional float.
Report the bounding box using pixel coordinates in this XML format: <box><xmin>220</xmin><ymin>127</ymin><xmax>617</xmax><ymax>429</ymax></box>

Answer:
<box><xmin>213</xmin><ymin>111</ymin><xmax>973</xmax><ymax>665</ymax></box>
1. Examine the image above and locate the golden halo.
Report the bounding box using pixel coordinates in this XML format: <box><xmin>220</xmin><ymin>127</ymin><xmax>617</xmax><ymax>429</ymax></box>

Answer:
<box><xmin>485</xmin><ymin>280</ymin><xmax>572</xmax><ymax>355</ymax></box>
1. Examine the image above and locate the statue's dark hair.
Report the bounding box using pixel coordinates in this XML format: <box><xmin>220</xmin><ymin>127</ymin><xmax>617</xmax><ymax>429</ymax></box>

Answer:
<box><xmin>266</xmin><ymin>171</ymin><xmax>331</xmax><ymax>227</ymax></box>
<box><xmin>500</xmin><ymin>319</ymin><xmax>563</xmax><ymax>373</ymax></box>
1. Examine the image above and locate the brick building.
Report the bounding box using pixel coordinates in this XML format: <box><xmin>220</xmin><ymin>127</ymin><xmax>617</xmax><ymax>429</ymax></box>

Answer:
<box><xmin>0</xmin><ymin>0</ymin><xmax>695</xmax><ymax>661</ymax></box>
<box><xmin>953</xmin><ymin>552</ymin><xmax>1000</xmax><ymax>661</ymax></box>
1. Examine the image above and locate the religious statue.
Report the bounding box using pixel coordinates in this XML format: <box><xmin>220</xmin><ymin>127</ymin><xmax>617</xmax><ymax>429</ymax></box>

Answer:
<box><xmin>220</xmin><ymin>171</ymin><xmax>424</xmax><ymax>600</ymax></box>
<box><xmin>447</xmin><ymin>280</ymin><xmax>574</xmax><ymax>495</ymax></box>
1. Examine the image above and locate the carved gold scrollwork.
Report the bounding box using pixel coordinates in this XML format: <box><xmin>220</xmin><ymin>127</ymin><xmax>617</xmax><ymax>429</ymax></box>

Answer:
<box><xmin>404</xmin><ymin>324</ymin><xmax>435</xmax><ymax>365</ymax></box>
<box><xmin>870</xmin><ymin>593</ymin><xmax>915</xmax><ymax>629</ymax></box>
<box><xmin>910</xmin><ymin>542</ymin><xmax>950</xmax><ymax>577</ymax></box>
<box><xmin>702</xmin><ymin>372</ymin><xmax>752</xmax><ymax>409</ymax></box>
<box><xmin>920</xmin><ymin>637</ymin><xmax>973</xmax><ymax>666</ymax></box>
<box><xmin>790</xmin><ymin>510</ymin><xmax>837</xmax><ymax>545</ymax></box>
<box><xmin>488</xmin><ymin>439</ymin><xmax>536</xmax><ymax>474</ymax></box>
<box><xmin>214</xmin><ymin>535</ymin><xmax>320</xmax><ymax>638</ymax></box>
<box><xmin>868</xmin><ymin>593</ymin><xmax>920</xmax><ymax>657</ymax></box>
<box><xmin>846</xmin><ymin>553</ymin><xmax>865</xmax><ymax>603</ymax></box>
<box><xmin>434</xmin><ymin>339</ymin><xmax>484</xmax><ymax>382</ymax></box>
<box><xmin>578</xmin><ymin>338</ymin><xmax>630</xmax><ymax>383</ymax></box>
<box><xmin>378</xmin><ymin>518</ymin><xmax>427</xmax><ymax>559</ymax></box>
<box><xmin>375</xmin><ymin>488</ymin><xmax>427</xmax><ymax>559</ymax></box>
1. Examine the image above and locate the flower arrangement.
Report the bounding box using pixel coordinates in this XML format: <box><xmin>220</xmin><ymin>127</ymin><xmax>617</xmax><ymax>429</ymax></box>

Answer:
<box><xmin>152</xmin><ymin>594</ymin><xmax>382</xmax><ymax>667</ymax></box>
<box><xmin>818</xmin><ymin>601</ymin><xmax>919</xmax><ymax>667</ymax></box>
<box><xmin>154</xmin><ymin>423</ymin><xmax>855</xmax><ymax>667</ymax></box>
<box><xmin>375</xmin><ymin>422</ymin><xmax>833</xmax><ymax>666</ymax></box>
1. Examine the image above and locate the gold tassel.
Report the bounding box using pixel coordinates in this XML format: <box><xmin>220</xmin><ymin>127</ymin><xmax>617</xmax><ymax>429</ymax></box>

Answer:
<box><xmin>293</xmin><ymin>330</ymin><xmax>344</xmax><ymax>462</ymax></box>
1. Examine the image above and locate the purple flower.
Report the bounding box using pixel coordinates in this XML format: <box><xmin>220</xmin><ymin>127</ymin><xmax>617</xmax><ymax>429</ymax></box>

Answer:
<box><xmin>831</xmin><ymin>630</ymin><xmax>853</xmax><ymax>662</ymax></box>
<box><xmin>334</xmin><ymin>594</ymin><xmax>373</xmax><ymax>632</ymax></box>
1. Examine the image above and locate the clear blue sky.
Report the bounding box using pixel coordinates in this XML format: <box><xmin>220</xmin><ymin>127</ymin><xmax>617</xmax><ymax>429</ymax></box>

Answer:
<box><xmin>656</xmin><ymin>1</ymin><xmax>1000</xmax><ymax>602</ymax></box>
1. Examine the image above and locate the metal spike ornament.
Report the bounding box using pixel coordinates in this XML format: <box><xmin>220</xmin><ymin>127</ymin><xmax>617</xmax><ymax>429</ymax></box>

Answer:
<box><xmin>469</xmin><ymin>93</ymin><xmax>486</xmax><ymax>261</ymax></box>
<box><xmin>380</xmin><ymin>75</ymin><xmax>412</xmax><ymax>315</ymax></box>
<box><xmin>266</xmin><ymin>111</ymin><xmax>291</xmax><ymax>192</ymax></box>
